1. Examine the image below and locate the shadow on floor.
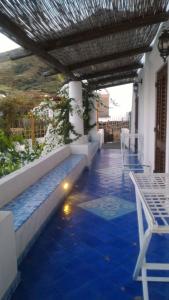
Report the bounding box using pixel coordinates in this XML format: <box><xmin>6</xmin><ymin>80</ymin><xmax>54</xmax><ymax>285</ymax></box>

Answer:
<box><xmin>102</xmin><ymin>141</ymin><xmax>121</xmax><ymax>149</ymax></box>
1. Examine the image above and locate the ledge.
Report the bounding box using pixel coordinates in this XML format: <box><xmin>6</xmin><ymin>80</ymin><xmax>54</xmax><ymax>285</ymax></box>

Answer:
<box><xmin>0</xmin><ymin>146</ymin><xmax>71</xmax><ymax>208</ymax></box>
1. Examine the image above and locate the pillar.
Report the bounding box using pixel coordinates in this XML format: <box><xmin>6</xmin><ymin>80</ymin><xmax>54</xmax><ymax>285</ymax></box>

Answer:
<box><xmin>69</xmin><ymin>81</ymin><xmax>86</xmax><ymax>143</ymax></box>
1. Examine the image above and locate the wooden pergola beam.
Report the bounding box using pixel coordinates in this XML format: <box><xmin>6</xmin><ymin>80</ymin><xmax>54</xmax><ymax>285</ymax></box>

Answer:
<box><xmin>91</xmin><ymin>80</ymin><xmax>134</xmax><ymax>90</ymax></box>
<box><xmin>90</xmin><ymin>72</ymin><xmax>137</xmax><ymax>86</ymax></box>
<box><xmin>68</xmin><ymin>46</ymin><xmax>152</xmax><ymax>70</ymax></box>
<box><xmin>9</xmin><ymin>12</ymin><xmax>168</xmax><ymax>60</ymax></box>
<box><xmin>0</xmin><ymin>12</ymin><xmax>75</xmax><ymax>79</ymax></box>
<box><xmin>39</xmin><ymin>12</ymin><xmax>169</xmax><ymax>50</ymax></box>
<box><xmin>79</xmin><ymin>63</ymin><xmax>143</xmax><ymax>80</ymax></box>
<box><xmin>43</xmin><ymin>62</ymin><xmax>143</xmax><ymax>79</ymax></box>
<box><xmin>10</xmin><ymin>48</ymin><xmax>32</xmax><ymax>60</ymax></box>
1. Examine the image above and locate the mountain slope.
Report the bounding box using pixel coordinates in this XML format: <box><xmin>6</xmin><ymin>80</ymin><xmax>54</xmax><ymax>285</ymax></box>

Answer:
<box><xmin>0</xmin><ymin>49</ymin><xmax>64</xmax><ymax>94</ymax></box>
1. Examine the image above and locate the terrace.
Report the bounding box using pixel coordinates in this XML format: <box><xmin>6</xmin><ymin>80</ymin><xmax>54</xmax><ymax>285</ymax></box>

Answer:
<box><xmin>1</xmin><ymin>1</ymin><xmax>169</xmax><ymax>300</ymax></box>
<box><xmin>10</xmin><ymin>148</ymin><xmax>169</xmax><ymax>300</ymax></box>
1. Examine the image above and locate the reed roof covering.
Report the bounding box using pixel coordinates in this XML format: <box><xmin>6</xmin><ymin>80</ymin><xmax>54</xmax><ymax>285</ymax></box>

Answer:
<box><xmin>0</xmin><ymin>1</ymin><xmax>169</xmax><ymax>88</ymax></box>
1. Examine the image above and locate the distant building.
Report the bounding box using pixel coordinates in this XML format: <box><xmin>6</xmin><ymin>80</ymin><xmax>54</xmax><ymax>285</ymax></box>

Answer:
<box><xmin>98</xmin><ymin>89</ymin><xmax>110</xmax><ymax>121</ymax></box>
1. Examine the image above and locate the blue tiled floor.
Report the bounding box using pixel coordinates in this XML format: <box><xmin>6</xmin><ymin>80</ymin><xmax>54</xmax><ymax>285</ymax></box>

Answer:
<box><xmin>11</xmin><ymin>149</ymin><xmax>169</xmax><ymax>300</ymax></box>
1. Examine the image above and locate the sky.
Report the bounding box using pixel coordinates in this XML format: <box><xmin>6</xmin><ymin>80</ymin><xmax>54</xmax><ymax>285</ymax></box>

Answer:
<box><xmin>0</xmin><ymin>33</ymin><xmax>133</xmax><ymax>117</ymax></box>
<box><xmin>107</xmin><ymin>84</ymin><xmax>133</xmax><ymax>120</ymax></box>
<box><xmin>0</xmin><ymin>33</ymin><xmax>20</xmax><ymax>53</ymax></box>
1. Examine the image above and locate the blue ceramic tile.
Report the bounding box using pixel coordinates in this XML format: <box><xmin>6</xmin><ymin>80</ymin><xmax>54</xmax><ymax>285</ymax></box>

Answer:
<box><xmin>10</xmin><ymin>149</ymin><xmax>169</xmax><ymax>300</ymax></box>
<box><xmin>78</xmin><ymin>195</ymin><xmax>136</xmax><ymax>220</ymax></box>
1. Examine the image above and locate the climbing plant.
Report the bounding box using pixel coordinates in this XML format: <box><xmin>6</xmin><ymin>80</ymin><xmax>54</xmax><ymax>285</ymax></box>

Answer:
<box><xmin>54</xmin><ymin>91</ymin><xmax>82</xmax><ymax>144</ymax></box>
<box><xmin>83</xmin><ymin>86</ymin><xmax>101</xmax><ymax>135</ymax></box>
<box><xmin>32</xmin><ymin>89</ymin><xmax>81</xmax><ymax>155</ymax></box>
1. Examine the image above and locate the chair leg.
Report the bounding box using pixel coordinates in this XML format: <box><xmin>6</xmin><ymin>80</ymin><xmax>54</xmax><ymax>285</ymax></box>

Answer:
<box><xmin>133</xmin><ymin>228</ymin><xmax>152</xmax><ymax>280</ymax></box>
<box><xmin>142</xmin><ymin>266</ymin><xmax>149</xmax><ymax>300</ymax></box>
<box><xmin>132</xmin><ymin>182</ymin><xmax>152</xmax><ymax>300</ymax></box>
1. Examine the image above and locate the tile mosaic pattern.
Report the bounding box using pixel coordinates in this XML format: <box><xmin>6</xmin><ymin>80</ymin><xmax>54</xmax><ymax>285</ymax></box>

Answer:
<box><xmin>1</xmin><ymin>154</ymin><xmax>85</xmax><ymax>231</ymax></box>
<box><xmin>78</xmin><ymin>196</ymin><xmax>136</xmax><ymax>220</ymax></box>
<box><xmin>11</xmin><ymin>149</ymin><xmax>169</xmax><ymax>300</ymax></box>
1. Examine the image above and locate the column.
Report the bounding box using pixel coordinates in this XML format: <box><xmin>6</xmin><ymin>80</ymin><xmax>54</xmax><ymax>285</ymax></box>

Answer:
<box><xmin>69</xmin><ymin>81</ymin><xmax>85</xmax><ymax>144</ymax></box>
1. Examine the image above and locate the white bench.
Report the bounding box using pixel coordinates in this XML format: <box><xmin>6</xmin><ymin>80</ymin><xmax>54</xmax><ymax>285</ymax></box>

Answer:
<box><xmin>0</xmin><ymin>142</ymin><xmax>100</xmax><ymax>299</ymax></box>
<box><xmin>1</xmin><ymin>153</ymin><xmax>86</xmax><ymax>260</ymax></box>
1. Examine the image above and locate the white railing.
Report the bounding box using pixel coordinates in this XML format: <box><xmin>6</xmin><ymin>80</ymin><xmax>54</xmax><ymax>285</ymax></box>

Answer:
<box><xmin>121</xmin><ymin>129</ymin><xmax>150</xmax><ymax>172</ymax></box>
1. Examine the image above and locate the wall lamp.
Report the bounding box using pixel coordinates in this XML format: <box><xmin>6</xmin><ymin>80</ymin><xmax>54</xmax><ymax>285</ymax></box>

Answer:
<box><xmin>158</xmin><ymin>29</ymin><xmax>169</xmax><ymax>62</ymax></box>
<box><xmin>133</xmin><ymin>79</ymin><xmax>142</xmax><ymax>94</ymax></box>
<box><xmin>133</xmin><ymin>82</ymin><xmax>139</xmax><ymax>94</ymax></box>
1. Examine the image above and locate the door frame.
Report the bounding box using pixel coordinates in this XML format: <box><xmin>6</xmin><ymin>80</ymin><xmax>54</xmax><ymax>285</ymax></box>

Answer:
<box><xmin>135</xmin><ymin>93</ymin><xmax>139</xmax><ymax>153</ymax></box>
<box><xmin>154</xmin><ymin>63</ymin><xmax>168</xmax><ymax>172</ymax></box>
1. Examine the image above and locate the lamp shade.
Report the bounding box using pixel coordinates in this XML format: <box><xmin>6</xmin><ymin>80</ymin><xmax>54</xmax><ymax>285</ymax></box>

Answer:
<box><xmin>133</xmin><ymin>82</ymin><xmax>138</xmax><ymax>93</ymax></box>
<box><xmin>158</xmin><ymin>29</ymin><xmax>169</xmax><ymax>62</ymax></box>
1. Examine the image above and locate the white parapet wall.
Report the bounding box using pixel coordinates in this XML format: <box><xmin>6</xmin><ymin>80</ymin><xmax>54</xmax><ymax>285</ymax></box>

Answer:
<box><xmin>121</xmin><ymin>128</ymin><xmax>129</xmax><ymax>149</ymax></box>
<box><xmin>70</xmin><ymin>131</ymin><xmax>104</xmax><ymax>166</ymax></box>
<box><xmin>0</xmin><ymin>211</ymin><xmax>18</xmax><ymax>300</ymax></box>
<box><xmin>70</xmin><ymin>141</ymin><xmax>99</xmax><ymax>166</ymax></box>
<box><xmin>15</xmin><ymin>155</ymin><xmax>86</xmax><ymax>259</ymax></box>
<box><xmin>0</xmin><ymin>140</ymin><xmax>101</xmax><ymax>299</ymax></box>
<box><xmin>0</xmin><ymin>139</ymin><xmax>102</xmax><ymax>209</ymax></box>
<box><xmin>0</xmin><ymin>146</ymin><xmax>71</xmax><ymax>208</ymax></box>
<box><xmin>98</xmin><ymin>129</ymin><xmax>104</xmax><ymax>148</ymax></box>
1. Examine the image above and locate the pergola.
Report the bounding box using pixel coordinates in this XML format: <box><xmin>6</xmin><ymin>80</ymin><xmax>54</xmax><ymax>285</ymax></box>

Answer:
<box><xmin>0</xmin><ymin>1</ymin><xmax>169</xmax><ymax>90</ymax></box>
<box><xmin>1</xmin><ymin>4</ymin><xmax>169</xmax><ymax>300</ymax></box>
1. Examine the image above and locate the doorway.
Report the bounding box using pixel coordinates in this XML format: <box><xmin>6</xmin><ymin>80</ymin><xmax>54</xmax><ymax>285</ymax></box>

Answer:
<box><xmin>154</xmin><ymin>64</ymin><xmax>168</xmax><ymax>172</ymax></box>
<box><xmin>135</xmin><ymin>94</ymin><xmax>139</xmax><ymax>153</ymax></box>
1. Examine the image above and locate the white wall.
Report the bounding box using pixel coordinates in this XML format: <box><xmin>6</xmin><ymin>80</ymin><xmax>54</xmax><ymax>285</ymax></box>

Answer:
<box><xmin>15</xmin><ymin>155</ymin><xmax>87</xmax><ymax>259</ymax></box>
<box><xmin>0</xmin><ymin>146</ymin><xmax>71</xmax><ymax>208</ymax></box>
<box><xmin>0</xmin><ymin>135</ymin><xmax>103</xmax><ymax>209</ymax></box>
<box><xmin>71</xmin><ymin>141</ymin><xmax>100</xmax><ymax>166</ymax></box>
<box><xmin>137</xmin><ymin>69</ymin><xmax>144</xmax><ymax>137</ymax></box>
<box><xmin>133</xmin><ymin>23</ymin><xmax>169</xmax><ymax>172</ymax></box>
<box><xmin>0</xmin><ymin>211</ymin><xmax>18</xmax><ymax>300</ymax></box>
<box><xmin>130</xmin><ymin>91</ymin><xmax>136</xmax><ymax>135</ymax></box>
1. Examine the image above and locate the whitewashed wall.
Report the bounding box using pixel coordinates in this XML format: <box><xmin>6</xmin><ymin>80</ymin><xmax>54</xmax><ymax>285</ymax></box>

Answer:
<box><xmin>0</xmin><ymin>212</ymin><xmax>18</xmax><ymax>300</ymax></box>
<box><xmin>132</xmin><ymin>23</ymin><xmax>169</xmax><ymax>172</ymax></box>
<box><xmin>130</xmin><ymin>92</ymin><xmax>136</xmax><ymax>135</ymax></box>
<box><xmin>0</xmin><ymin>146</ymin><xmax>71</xmax><ymax>208</ymax></box>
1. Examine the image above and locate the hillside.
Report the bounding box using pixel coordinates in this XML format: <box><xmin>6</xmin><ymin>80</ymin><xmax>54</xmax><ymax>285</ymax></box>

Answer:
<box><xmin>0</xmin><ymin>49</ymin><xmax>64</xmax><ymax>95</ymax></box>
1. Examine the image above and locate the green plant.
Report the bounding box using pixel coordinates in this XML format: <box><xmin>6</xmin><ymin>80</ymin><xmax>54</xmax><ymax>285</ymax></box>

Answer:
<box><xmin>0</xmin><ymin>129</ymin><xmax>13</xmax><ymax>151</ymax></box>
<box><xmin>32</xmin><ymin>90</ymin><xmax>81</xmax><ymax>152</ymax></box>
<box><xmin>54</xmin><ymin>92</ymin><xmax>81</xmax><ymax>144</ymax></box>
<box><xmin>14</xmin><ymin>63</ymin><xmax>32</xmax><ymax>75</ymax></box>
<box><xmin>0</xmin><ymin>129</ymin><xmax>43</xmax><ymax>178</ymax></box>
<box><xmin>83</xmin><ymin>87</ymin><xmax>100</xmax><ymax>134</ymax></box>
<box><xmin>0</xmin><ymin>129</ymin><xmax>21</xmax><ymax>177</ymax></box>
<box><xmin>19</xmin><ymin>140</ymin><xmax>44</xmax><ymax>164</ymax></box>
